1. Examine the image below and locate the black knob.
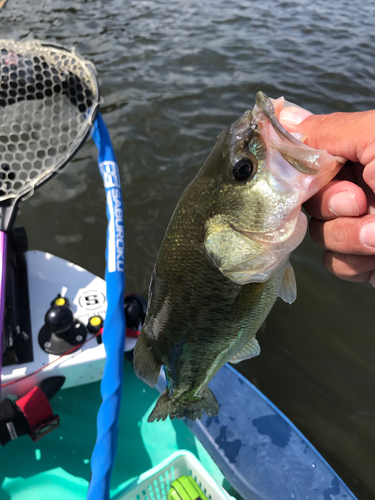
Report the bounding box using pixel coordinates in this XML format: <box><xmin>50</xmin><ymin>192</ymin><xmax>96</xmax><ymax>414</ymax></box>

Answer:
<box><xmin>45</xmin><ymin>304</ymin><xmax>74</xmax><ymax>337</ymax></box>
<box><xmin>124</xmin><ymin>294</ymin><xmax>147</xmax><ymax>330</ymax></box>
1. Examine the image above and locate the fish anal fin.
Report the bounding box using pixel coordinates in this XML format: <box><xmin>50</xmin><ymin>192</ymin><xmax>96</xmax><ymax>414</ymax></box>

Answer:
<box><xmin>278</xmin><ymin>261</ymin><xmax>297</xmax><ymax>304</ymax></box>
<box><xmin>230</xmin><ymin>336</ymin><xmax>260</xmax><ymax>364</ymax></box>
<box><xmin>148</xmin><ymin>387</ymin><xmax>219</xmax><ymax>422</ymax></box>
<box><xmin>133</xmin><ymin>329</ymin><xmax>162</xmax><ymax>388</ymax></box>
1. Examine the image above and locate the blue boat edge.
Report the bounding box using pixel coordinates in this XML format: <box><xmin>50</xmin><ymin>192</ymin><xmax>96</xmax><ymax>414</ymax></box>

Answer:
<box><xmin>155</xmin><ymin>363</ymin><xmax>358</xmax><ymax>500</ymax></box>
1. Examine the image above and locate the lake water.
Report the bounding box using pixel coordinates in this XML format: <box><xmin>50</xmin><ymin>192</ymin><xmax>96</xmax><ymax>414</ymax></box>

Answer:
<box><xmin>1</xmin><ymin>0</ymin><xmax>375</xmax><ymax>498</ymax></box>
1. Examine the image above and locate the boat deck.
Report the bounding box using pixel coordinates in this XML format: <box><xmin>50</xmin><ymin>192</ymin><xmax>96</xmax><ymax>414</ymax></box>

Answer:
<box><xmin>1</xmin><ymin>360</ymin><xmax>232</xmax><ymax>500</ymax></box>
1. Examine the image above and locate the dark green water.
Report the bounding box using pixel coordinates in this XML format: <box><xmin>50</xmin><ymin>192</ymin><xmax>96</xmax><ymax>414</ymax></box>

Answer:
<box><xmin>1</xmin><ymin>1</ymin><xmax>375</xmax><ymax>498</ymax></box>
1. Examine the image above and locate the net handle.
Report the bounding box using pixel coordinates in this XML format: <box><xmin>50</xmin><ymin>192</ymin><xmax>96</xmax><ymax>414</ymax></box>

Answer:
<box><xmin>0</xmin><ymin>232</ymin><xmax>7</xmax><ymax>397</ymax></box>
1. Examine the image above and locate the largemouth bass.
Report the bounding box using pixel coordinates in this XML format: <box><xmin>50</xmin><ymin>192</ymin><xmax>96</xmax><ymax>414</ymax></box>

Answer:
<box><xmin>134</xmin><ymin>92</ymin><xmax>344</xmax><ymax>422</ymax></box>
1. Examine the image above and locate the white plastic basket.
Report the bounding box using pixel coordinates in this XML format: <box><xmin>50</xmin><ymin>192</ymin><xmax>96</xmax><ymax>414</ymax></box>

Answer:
<box><xmin>113</xmin><ymin>449</ymin><xmax>234</xmax><ymax>500</ymax></box>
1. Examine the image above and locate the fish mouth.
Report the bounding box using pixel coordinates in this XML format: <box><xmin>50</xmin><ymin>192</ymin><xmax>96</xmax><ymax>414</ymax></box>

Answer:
<box><xmin>229</xmin><ymin>94</ymin><xmax>320</xmax><ymax>177</ymax></box>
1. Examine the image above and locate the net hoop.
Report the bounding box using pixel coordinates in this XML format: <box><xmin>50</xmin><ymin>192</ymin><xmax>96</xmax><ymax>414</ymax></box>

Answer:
<box><xmin>0</xmin><ymin>39</ymin><xmax>100</xmax><ymax>204</ymax></box>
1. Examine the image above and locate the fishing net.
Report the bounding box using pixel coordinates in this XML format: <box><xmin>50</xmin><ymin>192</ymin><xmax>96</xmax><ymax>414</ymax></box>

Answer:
<box><xmin>0</xmin><ymin>39</ymin><xmax>99</xmax><ymax>202</ymax></box>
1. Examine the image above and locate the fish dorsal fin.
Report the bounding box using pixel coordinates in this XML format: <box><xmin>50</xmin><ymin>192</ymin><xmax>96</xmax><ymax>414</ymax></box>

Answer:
<box><xmin>278</xmin><ymin>261</ymin><xmax>297</xmax><ymax>304</ymax></box>
<box><xmin>230</xmin><ymin>336</ymin><xmax>260</xmax><ymax>364</ymax></box>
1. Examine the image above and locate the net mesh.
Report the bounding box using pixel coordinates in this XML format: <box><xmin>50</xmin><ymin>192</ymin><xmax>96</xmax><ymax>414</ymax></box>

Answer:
<box><xmin>0</xmin><ymin>39</ymin><xmax>99</xmax><ymax>202</ymax></box>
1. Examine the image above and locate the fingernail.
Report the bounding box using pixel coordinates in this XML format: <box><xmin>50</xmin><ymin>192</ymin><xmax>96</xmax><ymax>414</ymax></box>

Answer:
<box><xmin>329</xmin><ymin>191</ymin><xmax>360</xmax><ymax>216</ymax></box>
<box><xmin>279</xmin><ymin>107</ymin><xmax>313</xmax><ymax>126</ymax></box>
<box><xmin>360</xmin><ymin>223</ymin><xmax>375</xmax><ymax>248</ymax></box>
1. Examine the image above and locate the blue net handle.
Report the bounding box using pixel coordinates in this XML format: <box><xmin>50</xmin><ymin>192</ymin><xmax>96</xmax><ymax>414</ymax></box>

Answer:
<box><xmin>87</xmin><ymin>112</ymin><xmax>126</xmax><ymax>500</ymax></box>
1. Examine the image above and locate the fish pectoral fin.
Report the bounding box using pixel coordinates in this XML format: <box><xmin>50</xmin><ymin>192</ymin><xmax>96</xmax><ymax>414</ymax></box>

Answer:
<box><xmin>133</xmin><ymin>329</ymin><xmax>162</xmax><ymax>388</ymax></box>
<box><xmin>204</xmin><ymin>215</ymin><xmax>264</xmax><ymax>284</ymax></box>
<box><xmin>278</xmin><ymin>260</ymin><xmax>297</xmax><ymax>304</ymax></box>
<box><xmin>230</xmin><ymin>336</ymin><xmax>260</xmax><ymax>363</ymax></box>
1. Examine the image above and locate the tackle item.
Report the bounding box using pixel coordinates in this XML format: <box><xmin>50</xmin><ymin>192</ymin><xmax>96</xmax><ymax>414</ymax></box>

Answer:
<box><xmin>168</xmin><ymin>476</ymin><xmax>208</xmax><ymax>500</ymax></box>
<box><xmin>113</xmin><ymin>450</ymin><xmax>231</xmax><ymax>500</ymax></box>
<box><xmin>0</xmin><ymin>376</ymin><xmax>63</xmax><ymax>445</ymax></box>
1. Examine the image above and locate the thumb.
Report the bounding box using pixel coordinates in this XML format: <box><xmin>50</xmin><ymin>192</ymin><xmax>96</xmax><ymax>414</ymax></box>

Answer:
<box><xmin>279</xmin><ymin>106</ymin><xmax>375</xmax><ymax>165</ymax></box>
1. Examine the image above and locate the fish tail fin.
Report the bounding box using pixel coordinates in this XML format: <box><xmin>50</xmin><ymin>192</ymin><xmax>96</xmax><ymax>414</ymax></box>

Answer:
<box><xmin>148</xmin><ymin>387</ymin><xmax>219</xmax><ymax>422</ymax></box>
<box><xmin>133</xmin><ymin>329</ymin><xmax>162</xmax><ymax>387</ymax></box>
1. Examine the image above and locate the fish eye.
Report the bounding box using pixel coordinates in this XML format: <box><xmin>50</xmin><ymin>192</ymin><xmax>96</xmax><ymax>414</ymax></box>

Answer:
<box><xmin>232</xmin><ymin>158</ymin><xmax>255</xmax><ymax>181</ymax></box>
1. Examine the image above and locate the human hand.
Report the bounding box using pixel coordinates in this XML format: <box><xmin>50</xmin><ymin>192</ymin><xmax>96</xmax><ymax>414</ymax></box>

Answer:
<box><xmin>278</xmin><ymin>105</ymin><xmax>375</xmax><ymax>287</ymax></box>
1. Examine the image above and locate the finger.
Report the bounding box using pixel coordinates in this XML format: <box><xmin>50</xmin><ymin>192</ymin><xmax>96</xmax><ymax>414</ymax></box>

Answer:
<box><xmin>363</xmin><ymin>158</ymin><xmax>375</xmax><ymax>199</ymax></box>
<box><xmin>332</xmin><ymin>162</ymin><xmax>375</xmax><ymax>214</ymax></box>
<box><xmin>323</xmin><ymin>251</ymin><xmax>375</xmax><ymax>282</ymax></box>
<box><xmin>309</xmin><ymin>215</ymin><xmax>375</xmax><ymax>254</ymax></box>
<box><xmin>303</xmin><ymin>180</ymin><xmax>367</xmax><ymax>220</ymax></box>
<box><xmin>335</xmin><ymin>160</ymin><xmax>364</xmax><ymax>184</ymax></box>
<box><xmin>279</xmin><ymin>107</ymin><xmax>375</xmax><ymax>165</ymax></box>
